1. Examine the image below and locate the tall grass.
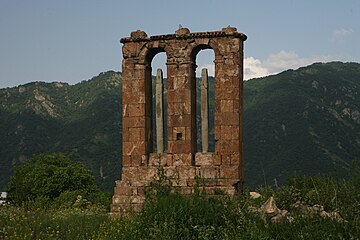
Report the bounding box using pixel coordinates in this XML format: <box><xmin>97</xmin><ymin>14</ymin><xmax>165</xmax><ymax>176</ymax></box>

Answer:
<box><xmin>1</xmin><ymin>170</ymin><xmax>359</xmax><ymax>239</ymax></box>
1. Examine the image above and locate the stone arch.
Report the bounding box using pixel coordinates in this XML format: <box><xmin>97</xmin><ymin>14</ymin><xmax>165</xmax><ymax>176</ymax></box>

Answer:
<box><xmin>111</xmin><ymin>27</ymin><xmax>247</xmax><ymax>216</ymax></box>
<box><xmin>189</xmin><ymin>40</ymin><xmax>222</xmax><ymax>62</ymax></box>
<box><xmin>189</xmin><ymin>44</ymin><xmax>216</xmax><ymax>153</ymax></box>
<box><xmin>139</xmin><ymin>45</ymin><xmax>170</xmax><ymax>154</ymax></box>
<box><xmin>145</xmin><ymin>47</ymin><xmax>166</xmax><ymax>65</ymax></box>
<box><xmin>190</xmin><ymin>44</ymin><xmax>214</xmax><ymax>61</ymax></box>
<box><xmin>138</xmin><ymin>42</ymin><xmax>173</xmax><ymax>66</ymax></box>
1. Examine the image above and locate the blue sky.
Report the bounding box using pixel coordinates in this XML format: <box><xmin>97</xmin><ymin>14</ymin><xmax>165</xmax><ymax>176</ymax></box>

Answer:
<box><xmin>0</xmin><ymin>0</ymin><xmax>359</xmax><ymax>88</ymax></box>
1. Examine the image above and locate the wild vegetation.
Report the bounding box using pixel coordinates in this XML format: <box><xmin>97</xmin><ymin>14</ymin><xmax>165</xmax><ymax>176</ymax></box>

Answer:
<box><xmin>1</xmin><ymin>62</ymin><xmax>359</xmax><ymax>192</ymax></box>
<box><xmin>0</xmin><ymin>71</ymin><xmax>122</xmax><ymax>192</ymax></box>
<box><xmin>243</xmin><ymin>62</ymin><xmax>360</xmax><ymax>187</ymax></box>
<box><xmin>6</xmin><ymin>153</ymin><xmax>110</xmax><ymax>207</ymax></box>
<box><xmin>1</xmin><ymin>164</ymin><xmax>359</xmax><ymax>239</ymax></box>
<box><xmin>0</xmin><ymin>62</ymin><xmax>359</xmax><ymax>238</ymax></box>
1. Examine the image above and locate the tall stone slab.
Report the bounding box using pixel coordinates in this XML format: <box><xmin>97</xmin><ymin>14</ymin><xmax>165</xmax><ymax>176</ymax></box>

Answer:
<box><xmin>201</xmin><ymin>68</ymin><xmax>209</xmax><ymax>153</ymax></box>
<box><xmin>155</xmin><ymin>69</ymin><xmax>164</xmax><ymax>153</ymax></box>
<box><xmin>111</xmin><ymin>26</ymin><xmax>247</xmax><ymax>216</ymax></box>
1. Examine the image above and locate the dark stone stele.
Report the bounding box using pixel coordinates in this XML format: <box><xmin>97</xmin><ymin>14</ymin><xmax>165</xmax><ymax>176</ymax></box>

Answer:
<box><xmin>111</xmin><ymin>26</ymin><xmax>247</xmax><ymax>215</ymax></box>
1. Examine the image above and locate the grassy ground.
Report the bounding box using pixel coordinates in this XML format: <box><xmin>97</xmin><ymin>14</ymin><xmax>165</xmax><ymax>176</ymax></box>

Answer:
<box><xmin>1</xmin><ymin>173</ymin><xmax>359</xmax><ymax>239</ymax></box>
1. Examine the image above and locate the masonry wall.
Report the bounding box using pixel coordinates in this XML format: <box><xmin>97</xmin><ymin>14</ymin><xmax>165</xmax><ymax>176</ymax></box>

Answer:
<box><xmin>111</xmin><ymin>26</ymin><xmax>247</xmax><ymax>215</ymax></box>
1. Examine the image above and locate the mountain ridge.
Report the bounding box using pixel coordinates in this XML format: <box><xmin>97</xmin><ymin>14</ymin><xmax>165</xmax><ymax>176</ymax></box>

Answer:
<box><xmin>0</xmin><ymin>71</ymin><xmax>122</xmax><ymax>191</ymax></box>
<box><xmin>1</xmin><ymin>62</ymin><xmax>359</xmax><ymax>191</ymax></box>
<box><xmin>244</xmin><ymin>61</ymin><xmax>360</xmax><ymax>186</ymax></box>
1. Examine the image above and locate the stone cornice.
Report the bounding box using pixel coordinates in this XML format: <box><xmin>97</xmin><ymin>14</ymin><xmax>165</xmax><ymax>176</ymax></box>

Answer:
<box><xmin>120</xmin><ymin>26</ymin><xmax>247</xmax><ymax>43</ymax></box>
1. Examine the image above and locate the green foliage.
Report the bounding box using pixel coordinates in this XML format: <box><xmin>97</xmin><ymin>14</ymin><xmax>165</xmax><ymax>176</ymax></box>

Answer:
<box><xmin>244</xmin><ymin>62</ymin><xmax>360</xmax><ymax>188</ymax></box>
<box><xmin>53</xmin><ymin>190</ymin><xmax>112</xmax><ymax>212</ymax></box>
<box><xmin>7</xmin><ymin>153</ymin><xmax>99</xmax><ymax>205</ymax></box>
<box><xmin>0</xmin><ymin>205</ymin><xmax>109</xmax><ymax>239</ymax></box>
<box><xmin>1</xmin><ymin>172</ymin><xmax>360</xmax><ymax>239</ymax></box>
<box><xmin>258</xmin><ymin>168</ymin><xmax>360</xmax><ymax>223</ymax></box>
<box><xmin>53</xmin><ymin>190</ymin><xmax>84</xmax><ymax>209</ymax></box>
<box><xmin>0</xmin><ymin>71</ymin><xmax>122</xmax><ymax>192</ymax></box>
<box><xmin>135</xmin><ymin>193</ymin><xmax>250</xmax><ymax>239</ymax></box>
<box><xmin>1</xmin><ymin>62</ymin><xmax>360</xmax><ymax>192</ymax></box>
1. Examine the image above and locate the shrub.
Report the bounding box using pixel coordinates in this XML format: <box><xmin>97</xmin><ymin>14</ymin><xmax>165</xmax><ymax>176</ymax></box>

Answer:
<box><xmin>7</xmin><ymin>153</ymin><xmax>100</xmax><ymax>206</ymax></box>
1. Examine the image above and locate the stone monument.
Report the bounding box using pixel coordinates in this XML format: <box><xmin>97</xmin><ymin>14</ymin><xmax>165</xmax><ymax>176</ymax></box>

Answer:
<box><xmin>111</xmin><ymin>26</ymin><xmax>247</xmax><ymax>215</ymax></box>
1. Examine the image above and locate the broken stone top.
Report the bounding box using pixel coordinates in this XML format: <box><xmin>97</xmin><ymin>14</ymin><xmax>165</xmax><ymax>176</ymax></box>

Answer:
<box><xmin>129</xmin><ymin>29</ymin><xmax>148</xmax><ymax>40</ymax></box>
<box><xmin>176</xmin><ymin>25</ymin><xmax>190</xmax><ymax>36</ymax></box>
<box><xmin>121</xmin><ymin>26</ymin><xmax>247</xmax><ymax>43</ymax></box>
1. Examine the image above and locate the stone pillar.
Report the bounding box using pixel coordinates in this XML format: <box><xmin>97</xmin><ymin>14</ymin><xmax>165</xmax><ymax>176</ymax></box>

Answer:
<box><xmin>166</xmin><ymin>60</ymin><xmax>196</xmax><ymax>158</ymax></box>
<box><xmin>155</xmin><ymin>68</ymin><xmax>164</xmax><ymax>153</ymax></box>
<box><xmin>201</xmin><ymin>68</ymin><xmax>209</xmax><ymax>152</ymax></box>
<box><xmin>213</xmin><ymin>32</ymin><xmax>244</xmax><ymax>190</ymax></box>
<box><xmin>121</xmin><ymin>60</ymin><xmax>148</xmax><ymax>160</ymax></box>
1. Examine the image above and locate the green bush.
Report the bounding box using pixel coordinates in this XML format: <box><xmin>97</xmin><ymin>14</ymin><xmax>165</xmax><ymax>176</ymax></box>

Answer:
<box><xmin>53</xmin><ymin>190</ymin><xmax>85</xmax><ymax>209</ymax></box>
<box><xmin>6</xmin><ymin>153</ymin><xmax>103</xmax><ymax>207</ymax></box>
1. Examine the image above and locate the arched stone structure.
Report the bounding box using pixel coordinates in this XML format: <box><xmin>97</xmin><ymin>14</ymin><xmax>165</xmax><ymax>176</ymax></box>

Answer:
<box><xmin>111</xmin><ymin>26</ymin><xmax>247</xmax><ymax>215</ymax></box>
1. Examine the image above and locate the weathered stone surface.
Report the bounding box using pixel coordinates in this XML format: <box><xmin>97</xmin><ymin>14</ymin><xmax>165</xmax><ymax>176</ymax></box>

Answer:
<box><xmin>195</xmin><ymin>152</ymin><xmax>214</xmax><ymax>166</ymax></box>
<box><xmin>214</xmin><ymin>153</ymin><xmax>222</xmax><ymax>165</ymax></box>
<box><xmin>291</xmin><ymin>201</ymin><xmax>345</xmax><ymax>222</ymax></box>
<box><xmin>196</xmin><ymin>166</ymin><xmax>220</xmax><ymax>179</ymax></box>
<box><xmin>221</xmin><ymin>154</ymin><xmax>231</xmax><ymax>165</ymax></box>
<box><xmin>149</xmin><ymin>153</ymin><xmax>168</xmax><ymax>166</ymax></box>
<box><xmin>168</xmin><ymin>141</ymin><xmax>192</xmax><ymax>154</ymax></box>
<box><xmin>249</xmin><ymin>191</ymin><xmax>261</xmax><ymax>199</ymax></box>
<box><xmin>180</xmin><ymin>187</ymin><xmax>194</xmax><ymax>195</ymax></box>
<box><xmin>215</xmin><ymin>140</ymin><xmax>239</xmax><ymax>153</ymax></box>
<box><xmin>155</xmin><ymin>69</ymin><xmax>164</xmax><ymax>153</ymax></box>
<box><xmin>221</xmin><ymin>126</ymin><xmax>239</xmax><ymax>140</ymax></box>
<box><xmin>111</xmin><ymin>27</ymin><xmax>246</xmax><ymax>216</ymax></box>
<box><xmin>122</xmin><ymin>116</ymin><xmax>145</xmax><ymax>128</ymax></box>
<box><xmin>222</xmin><ymin>26</ymin><xmax>237</xmax><ymax>34</ymax></box>
<box><xmin>164</xmin><ymin>166</ymin><xmax>177</xmax><ymax>178</ymax></box>
<box><xmin>201</xmin><ymin>68</ymin><xmax>209</xmax><ymax>152</ymax></box>
<box><xmin>130</xmin><ymin>29</ymin><xmax>147</xmax><ymax>39</ymax></box>
<box><xmin>171</xmin><ymin>153</ymin><xmax>193</xmax><ymax>166</ymax></box>
<box><xmin>261</xmin><ymin>197</ymin><xmax>279</xmax><ymax>217</ymax></box>
<box><xmin>220</xmin><ymin>165</ymin><xmax>239</xmax><ymax>179</ymax></box>
<box><xmin>248</xmin><ymin>197</ymin><xmax>345</xmax><ymax>224</ymax></box>
<box><xmin>175</xmin><ymin>26</ymin><xmax>190</xmax><ymax>36</ymax></box>
<box><xmin>123</xmin><ymin>141</ymin><xmax>145</xmax><ymax>156</ymax></box>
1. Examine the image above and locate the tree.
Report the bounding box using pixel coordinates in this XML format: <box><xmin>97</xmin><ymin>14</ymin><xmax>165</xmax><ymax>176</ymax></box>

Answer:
<box><xmin>7</xmin><ymin>153</ymin><xmax>99</xmax><ymax>205</ymax></box>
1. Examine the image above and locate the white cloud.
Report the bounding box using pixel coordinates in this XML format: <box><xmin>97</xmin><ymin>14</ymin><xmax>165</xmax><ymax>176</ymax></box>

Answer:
<box><xmin>198</xmin><ymin>58</ymin><xmax>270</xmax><ymax>80</ymax></box>
<box><xmin>332</xmin><ymin>28</ymin><xmax>353</xmax><ymax>40</ymax></box>
<box><xmin>263</xmin><ymin>50</ymin><xmax>335</xmax><ymax>75</ymax></box>
<box><xmin>264</xmin><ymin>50</ymin><xmax>303</xmax><ymax>73</ymax></box>
<box><xmin>197</xmin><ymin>50</ymin><xmax>357</xmax><ymax>80</ymax></box>
<box><xmin>245</xmin><ymin>50</ymin><xmax>359</xmax><ymax>80</ymax></box>
<box><xmin>244</xmin><ymin>57</ymin><xmax>269</xmax><ymax>80</ymax></box>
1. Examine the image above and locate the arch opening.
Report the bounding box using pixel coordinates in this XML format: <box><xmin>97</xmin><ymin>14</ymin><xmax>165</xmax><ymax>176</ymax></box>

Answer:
<box><xmin>192</xmin><ymin>47</ymin><xmax>215</xmax><ymax>153</ymax></box>
<box><xmin>149</xmin><ymin>51</ymin><xmax>168</xmax><ymax>153</ymax></box>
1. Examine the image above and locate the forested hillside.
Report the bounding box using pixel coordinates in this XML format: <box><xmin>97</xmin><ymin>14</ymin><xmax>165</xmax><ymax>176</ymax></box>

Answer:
<box><xmin>1</xmin><ymin>62</ymin><xmax>359</xmax><ymax>191</ymax></box>
<box><xmin>0</xmin><ymin>71</ymin><xmax>122</xmax><ymax>191</ymax></box>
<box><xmin>244</xmin><ymin>62</ymin><xmax>360</xmax><ymax>187</ymax></box>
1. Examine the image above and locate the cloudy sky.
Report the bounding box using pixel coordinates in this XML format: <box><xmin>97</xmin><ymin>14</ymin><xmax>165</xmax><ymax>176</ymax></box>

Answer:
<box><xmin>0</xmin><ymin>0</ymin><xmax>359</xmax><ymax>88</ymax></box>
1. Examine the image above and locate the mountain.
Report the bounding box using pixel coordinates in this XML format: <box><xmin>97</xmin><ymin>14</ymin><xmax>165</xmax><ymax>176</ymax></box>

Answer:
<box><xmin>1</xmin><ymin>62</ymin><xmax>359</xmax><ymax>191</ymax></box>
<box><xmin>244</xmin><ymin>62</ymin><xmax>360</xmax><ymax>187</ymax></box>
<box><xmin>0</xmin><ymin>71</ymin><xmax>122</xmax><ymax>191</ymax></box>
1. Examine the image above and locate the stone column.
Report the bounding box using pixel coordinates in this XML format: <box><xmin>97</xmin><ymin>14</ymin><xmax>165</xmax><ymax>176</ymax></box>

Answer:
<box><xmin>213</xmin><ymin>35</ymin><xmax>244</xmax><ymax>190</ymax></box>
<box><xmin>166</xmin><ymin>60</ymin><xmax>196</xmax><ymax>158</ymax></box>
<box><xmin>155</xmin><ymin>69</ymin><xmax>164</xmax><ymax>153</ymax></box>
<box><xmin>201</xmin><ymin>68</ymin><xmax>209</xmax><ymax>152</ymax></box>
